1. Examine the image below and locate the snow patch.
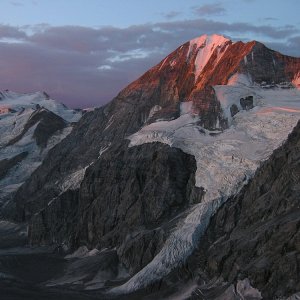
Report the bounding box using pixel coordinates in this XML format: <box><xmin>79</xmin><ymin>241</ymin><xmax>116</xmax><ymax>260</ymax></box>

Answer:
<box><xmin>99</xmin><ymin>143</ymin><xmax>111</xmax><ymax>158</ymax></box>
<box><xmin>104</xmin><ymin>114</ymin><xmax>114</xmax><ymax>131</ymax></box>
<box><xmin>60</xmin><ymin>164</ymin><xmax>91</xmax><ymax>192</ymax></box>
<box><xmin>180</xmin><ymin>101</ymin><xmax>193</xmax><ymax>115</ymax></box>
<box><xmin>148</xmin><ymin>105</ymin><xmax>162</xmax><ymax>120</ymax></box>
<box><xmin>293</xmin><ymin>72</ymin><xmax>300</xmax><ymax>89</ymax></box>
<box><xmin>227</xmin><ymin>72</ymin><xmax>252</xmax><ymax>86</ymax></box>
<box><xmin>65</xmin><ymin>246</ymin><xmax>100</xmax><ymax>259</ymax></box>
<box><xmin>158</xmin><ymin>57</ymin><xmax>168</xmax><ymax>71</ymax></box>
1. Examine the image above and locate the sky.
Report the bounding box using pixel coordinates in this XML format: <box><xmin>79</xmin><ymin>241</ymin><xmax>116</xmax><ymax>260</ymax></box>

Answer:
<box><xmin>0</xmin><ymin>0</ymin><xmax>299</xmax><ymax>108</ymax></box>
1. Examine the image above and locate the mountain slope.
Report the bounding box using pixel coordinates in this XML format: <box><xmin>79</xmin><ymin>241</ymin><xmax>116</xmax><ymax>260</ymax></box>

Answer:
<box><xmin>0</xmin><ymin>91</ymin><xmax>81</xmax><ymax>213</ymax></box>
<box><xmin>10</xmin><ymin>34</ymin><xmax>300</xmax><ymax>295</ymax></box>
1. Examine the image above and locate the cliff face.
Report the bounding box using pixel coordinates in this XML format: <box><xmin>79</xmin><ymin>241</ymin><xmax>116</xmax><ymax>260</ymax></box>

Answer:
<box><xmin>29</xmin><ymin>142</ymin><xmax>202</xmax><ymax>275</ymax></box>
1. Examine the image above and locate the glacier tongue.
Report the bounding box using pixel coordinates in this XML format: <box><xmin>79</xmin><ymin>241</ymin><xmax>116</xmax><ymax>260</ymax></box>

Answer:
<box><xmin>115</xmin><ymin>80</ymin><xmax>300</xmax><ymax>293</ymax></box>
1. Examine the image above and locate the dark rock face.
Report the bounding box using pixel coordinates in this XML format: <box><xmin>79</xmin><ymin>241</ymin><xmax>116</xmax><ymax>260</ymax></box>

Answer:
<box><xmin>28</xmin><ymin>189</ymin><xmax>80</xmax><ymax>246</ymax></box>
<box><xmin>28</xmin><ymin>142</ymin><xmax>202</xmax><ymax>274</ymax></box>
<box><xmin>192</xmin><ymin>120</ymin><xmax>300</xmax><ymax>299</ymax></box>
<box><xmin>230</xmin><ymin>104</ymin><xmax>239</xmax><ymax>117</ymax></box>
<box><xmin>240</xmin><ymin>96</ymin><xmax>254</xmax><ymax>110</ymax></box>
<box><xmin>240</xmin><ymin>42</ymin><xmax>300</xmax><ymax>84</ymax></box>
<box><xmin>117</xmin><ymin>228</ymin><xmax>165</xmax><ymax>275</ymax></box>
<box><xmin>0</xmin><ymin>152</ymin><xmax>28</xmax><ymax>181</ymax></box>
<box><xmin>192</xmin><ymin>87</ymin><xmax>228</xmax><ymax>130</ymax></box>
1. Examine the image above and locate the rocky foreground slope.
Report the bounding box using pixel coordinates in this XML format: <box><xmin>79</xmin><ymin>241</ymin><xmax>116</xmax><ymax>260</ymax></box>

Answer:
<box><xmin>5</xmin><ymin>34</ymin><xmax>300</xmax><ymax>298</ymax></box>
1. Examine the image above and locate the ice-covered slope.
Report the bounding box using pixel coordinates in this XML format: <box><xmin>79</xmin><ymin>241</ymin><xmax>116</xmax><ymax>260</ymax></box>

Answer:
<box><xmin>0</xmin><ymin>91</ymin><xmax>81</xmax><ymax>211</ymax></box>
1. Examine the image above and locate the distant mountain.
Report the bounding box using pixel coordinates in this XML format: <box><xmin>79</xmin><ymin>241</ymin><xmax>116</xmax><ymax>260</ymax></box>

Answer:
<box><xmin>5</xmin><ymin>34</ymin><xmax>300</xmax><ymax>298</ymax></box>
<box><xmin>0</xmin><ymin>91</ymin><xmax>81</xmax><ymax>214</ymax></box>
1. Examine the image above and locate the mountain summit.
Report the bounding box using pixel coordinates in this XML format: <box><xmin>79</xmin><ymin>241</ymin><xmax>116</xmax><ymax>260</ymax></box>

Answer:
<box><xmin>4</xmin><ymin>34</ymin><xmax>300</xmax><ymax>298</ymax></box>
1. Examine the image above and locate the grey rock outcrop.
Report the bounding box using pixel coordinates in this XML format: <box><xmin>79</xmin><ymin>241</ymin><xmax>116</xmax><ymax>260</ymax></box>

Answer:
<box><xmin>0</xmin><ymin>152</ymin><xmax>28</xmax><ymax>181</ymax></box>
<box><xmin>230</xmin><ymin>104</ymin><xmax>239</xmax><ymax>117</ymax></box>
<box><xmin>240</xmin><ymin>96</ymin><xmax>254</xmax><ymax>111</ymax></box>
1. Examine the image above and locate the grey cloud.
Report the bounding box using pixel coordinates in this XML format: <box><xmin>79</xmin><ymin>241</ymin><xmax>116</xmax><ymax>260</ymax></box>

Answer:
<box><xmin>156</xmin><ymin>19</ymin><xmax>299</xmax><ymax>40</ymax></box>
<box><xmin>263</xmin><ymin>17</ymin><xmax>278</xmax><ymax>21</ymax></box>
<box><xmin>0</xmin><ymin>24</ymin><xmax>26</xmax><ymax>39</ymax></box>
<box><xmin>193</xmin><ymin>3</ymin><xmax>226</xmax><ymax>16</ymax></box>
<box><xmin>163</xmin><ymin>11</ymin><xmax>181</xmax><ymax>19</ymax></box>
<box><xmin>10</xmin><ymin>1</ymin><xmax>23</xmax><ymax>6</ymax></box>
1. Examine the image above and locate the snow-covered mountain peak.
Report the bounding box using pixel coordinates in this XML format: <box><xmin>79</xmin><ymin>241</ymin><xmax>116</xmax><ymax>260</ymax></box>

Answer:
<box><xmin>187</xmin><ymin>34</ymin><xmax>232</xmax><ymax>81</ymax></box>
<box><xmin>0</xmin><ymin>90</ymin><xmax>81</xmax><ymax>122</ymax></box>
<box><xmin>189</xmin><ymin>33</ymin><xmax>230</xmax><ymax>50</ymax></box>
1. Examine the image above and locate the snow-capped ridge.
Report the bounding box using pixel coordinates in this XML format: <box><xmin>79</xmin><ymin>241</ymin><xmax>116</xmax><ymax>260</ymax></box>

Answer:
<box><xmin>188</xmin><ymin>34</ymin><xmax>230</xmax><ymax>53</ymax></box>
<box><xmin>0</xmin><ymin>90</ymin><xmax>81</xmax><ymax>122</ymax></box>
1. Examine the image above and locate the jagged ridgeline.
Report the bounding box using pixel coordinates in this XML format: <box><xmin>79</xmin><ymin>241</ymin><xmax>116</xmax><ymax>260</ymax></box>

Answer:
<box><xmin>4</xmin><ymin>34</ymin><xmax>300</xmax><ymax>298</ymax></box>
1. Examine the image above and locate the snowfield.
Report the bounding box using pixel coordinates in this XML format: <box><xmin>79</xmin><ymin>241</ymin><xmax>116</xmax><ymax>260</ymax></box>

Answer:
<box><xmin>112</xmin><ymin>75</ymin><xmax>300</xmax><ymax>293</ymax></box>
